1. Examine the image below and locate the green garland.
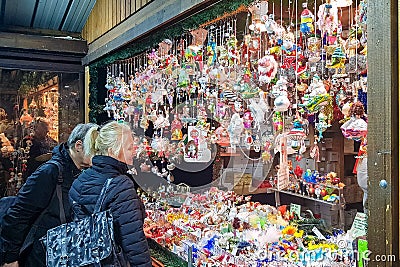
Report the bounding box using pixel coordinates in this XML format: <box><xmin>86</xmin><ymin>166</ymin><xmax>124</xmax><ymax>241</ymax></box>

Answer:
<box><xmin>88</xmin><ymin>0</ymin><xmax>259</xmax><ymax>122</ymax></box>
<box><xmin>148</xmin><ymin>238</ymin><xmax>187</xmax><ymax>267</ymax></box>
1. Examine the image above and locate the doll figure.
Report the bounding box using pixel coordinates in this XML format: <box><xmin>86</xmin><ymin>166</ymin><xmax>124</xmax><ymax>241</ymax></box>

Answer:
<box><xmin>171</xmin><ymin>114</ymin><xmax>183</xmax><ymax>140</ymax></box>
<box><xmin>20</xmin><ymin>109</ymin><xmax>33</xmax><ymax>126</ymax></box>
<box><xmin>340</xmin><ymin>101</ymin><xmax>367</xmax><ymax>141</ymax></box>
<box><xmin>186</xmin><ymin>140</ymin><xmax>198</xmax><ymax>158</ymax></box>
<box><xmin>215</xmin><ymin>102</ymin><xmax>227</xmax><ymax>121</ymax></box>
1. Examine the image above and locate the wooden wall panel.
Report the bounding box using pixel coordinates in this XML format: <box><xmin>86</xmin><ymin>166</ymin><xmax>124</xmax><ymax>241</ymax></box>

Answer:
<box><xmin>368</xmin><ymin>0</ymin><xmax>399</xmax><ymax>264</ymax></box>
<box><xmin>121</xmin><ymin>0</ymin><xmax>126</xmax><ymax>21</ymax></box>
<box><xmin>125</xmin><ymin>0</ymin><xmax>131</xmax><ymax>19</ymax></box>
<box><xmin>82</xmin><ymin>0</ymin><xmax>152</xmax><ymax>43</ymax></box>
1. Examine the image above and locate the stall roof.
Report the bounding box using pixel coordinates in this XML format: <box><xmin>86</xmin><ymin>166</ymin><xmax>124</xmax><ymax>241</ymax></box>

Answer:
<box><xmin>0</xmin><ymin>0</ymin><xmax>96</xmax><ymax>33</ymax></box>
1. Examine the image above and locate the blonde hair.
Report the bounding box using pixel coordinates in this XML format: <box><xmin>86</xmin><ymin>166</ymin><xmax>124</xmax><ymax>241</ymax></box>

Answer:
<box><xmin>84</xmin><ymin>121</ymin><xmax>132</xmax><ymax>157</ymax></box>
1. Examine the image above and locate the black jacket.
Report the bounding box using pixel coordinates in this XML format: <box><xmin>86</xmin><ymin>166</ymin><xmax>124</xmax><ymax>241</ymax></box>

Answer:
<box><xmin>0</xmin><ymin>143</ymin><xmax>80</xmax><ymax>265</ymax></box>
<box><xmin>69</xmin><ymin>155</ymin><xmax>151</xmax><ymax>267</ymax></box>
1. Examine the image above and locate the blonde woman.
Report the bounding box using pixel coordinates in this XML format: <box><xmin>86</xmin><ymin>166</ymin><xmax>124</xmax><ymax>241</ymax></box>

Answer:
<box><xmin>69</xmin><ymin>121</ymin><xmax>151</xmax><ymax>267</ymax></box>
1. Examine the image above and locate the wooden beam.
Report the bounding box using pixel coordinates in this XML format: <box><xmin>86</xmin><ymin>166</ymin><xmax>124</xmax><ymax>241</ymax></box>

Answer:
<box><xmin>0</xmin><ymin>58</ymin><xmax>84</xmax><ymax>73</ymax></box>
<box><xmin>0</xmin><ymin>25</ymin><xmax>81</xmax><ymax>39</ymax></box>
<box><xmin>0</xmin><ymin>31</ymin><xmax>87</xmax><ymax>54</ymax></box>
<box><xmin>368</xmin><ymin>0</ymin><xmax>399</xmax><ymax>265</ymax></box>
<box><xmin>0</xmin><ymin>49</ymin><xmax>83</xmax><ymax>64</ymax></box>
<box><xmin>83</xmin><ymin>0</ymin><xmax>220</xmax><ymax>65</ymax></box>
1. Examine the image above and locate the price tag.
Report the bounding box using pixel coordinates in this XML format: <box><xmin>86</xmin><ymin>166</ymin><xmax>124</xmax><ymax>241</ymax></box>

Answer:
<box><xmin>290</xmin><ymin>203</ymin><xmax>301</xmax><ymax>217</ymax></box>
<box><xmin>350</xmin><ymin>212</ymin><xmax>368</xmax><ymax>238</ymax></box>
<box><xmin>312</xmin><ymin>226</ymin><xmax>327</xmax><ymax>240</ymax></box>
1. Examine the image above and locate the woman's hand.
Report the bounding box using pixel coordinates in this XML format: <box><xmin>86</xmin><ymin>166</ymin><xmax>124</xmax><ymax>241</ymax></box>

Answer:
<box><xmin>144</xmin><ymin>225</ymin><xmax>157</xmax><ymax>238</ymax></box>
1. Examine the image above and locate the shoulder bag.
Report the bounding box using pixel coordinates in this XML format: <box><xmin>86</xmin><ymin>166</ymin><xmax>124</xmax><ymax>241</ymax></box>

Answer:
<box><xmin>41</xmin><ymin>178</ymin><xmax>127</xmax><ymax>267</ymax></box>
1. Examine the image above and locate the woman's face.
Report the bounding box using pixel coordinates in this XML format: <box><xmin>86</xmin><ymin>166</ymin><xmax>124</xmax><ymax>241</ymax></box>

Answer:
<box><xmin>116</xmin><ymin>130</ymin><xmax>136</xmax><ymax>165</ymax></box>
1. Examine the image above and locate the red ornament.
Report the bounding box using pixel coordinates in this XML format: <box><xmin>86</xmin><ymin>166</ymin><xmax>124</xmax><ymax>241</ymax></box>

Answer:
<box><xmin>320</xmin><ymin>188</ymin><xmax>327</xmax><ymax>197</ymax></box>
<box><xmin>294</xmin><ymin>165</ymin><xmax>304</xmax><ymax>178</ymax></box>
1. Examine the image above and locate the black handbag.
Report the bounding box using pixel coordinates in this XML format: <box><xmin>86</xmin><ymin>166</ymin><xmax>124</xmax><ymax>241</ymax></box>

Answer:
<box><xmin>41</xmin><ymin>178</ymin><xmax>127</xmax><ymax>267</ymax></box>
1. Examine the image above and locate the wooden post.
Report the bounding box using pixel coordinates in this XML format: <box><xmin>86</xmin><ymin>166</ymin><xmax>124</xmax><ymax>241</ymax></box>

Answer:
<box><xmin>368</xmin><ymin>0</ymin><xmax>399</xmax><ymax>265</ymax></box>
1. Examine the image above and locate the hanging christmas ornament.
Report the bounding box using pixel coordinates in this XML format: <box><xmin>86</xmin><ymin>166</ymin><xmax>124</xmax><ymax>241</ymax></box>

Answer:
<box><xmin>357</xmin><ymin>0</ymin><xmax>368</xmax><ymax>26</ymax></box>
<box><xmin>228</xmin><ymin>113</ymin><xmax>244</xmax><ymax>149</ymax></box>
<box><xmin>315</xmin><ymin>112</ymin><xmax>331</xmax><ymax>141</ymax></box>
<box><xmin>253</xmin><ymin>135</ymin><xmax>261</xmax><ymax>153</ymax></box>
<box><xmin>261</xmin><ymin>140</ymin><xmax>273</xmax><ymax>163</ymax></box>
<box><xmin>242</xmin><ymin>110</ymin><xmax>254</xmax><ymax>129</ymax></box>
<box><xmin>248</xmin><ymin>1</ymin><xmax>269</xmax><ymax>33</ymax></box>
<box><xmin>215</xmin><ymin>124</ymin><xmax>230</xmax><ymax>147</ymax></box>
<box><xmin>227</xmin><ymin>35</ymin><xmax>239</xmax><ymax>66</ymax></box>
<box><xmin>206</xmin><ymin>36</ymin><xmax>217</xmax><ymax>66</ymax></box>
<box><xmin>158</xmin><ymin>39</ymin><xmax>173</xmax><ymax>57</ymax></box>
<box><xmin>258</xmin><ymin>55</ymin><xmax>279</xmax><ymax>84</ymax></box>
<box><xmin>273</xmin><ymin>111</ymin><xmax>283</xmax><ymax>133</ymax></box>
<box><xmin>327</xmin><ymin>46</ymin><xmax>346</xmax><ymax>70</ymax></box>
<box><xmin>309</xmin><ymin>137</ymin><xmax>321</xmax><ymax>162</ymax></box>
<box><xmin>300</xmin><ymin>3</ymin><xmax>315</xmax><ymax>35</ymax></box>
<box><xmin>307</xmin><ymin>37</ymin><xmax>322</xmax><ymax>63</ymax></box>
<box><xmin>317</xmin><ymin>0</ymin><xmax>339</xmax><ymax>44</ymax></box>
<box><xmin>274</xmin><ymin>90</ymin><xmax>290</xmax><ymax>112</ymax></box>
<box><xmin>300</xmin><ymin>75</ymin><xmax>331</xmax><ymax>114</ymax></box>
<box><xmin>287</xmin><ymin>118</ymin><xmax>307</xmax><ymax>152</ymax></box>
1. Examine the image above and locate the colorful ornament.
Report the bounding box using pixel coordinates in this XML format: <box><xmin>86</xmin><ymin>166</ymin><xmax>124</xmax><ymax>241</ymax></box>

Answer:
<box><xmin>300</xmin><ymin>3</ymin><xmax>315</xmax><ymax>35</ymax></box>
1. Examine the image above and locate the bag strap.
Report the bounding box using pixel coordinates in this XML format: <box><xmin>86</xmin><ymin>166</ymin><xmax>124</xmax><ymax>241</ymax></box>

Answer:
<box><xmin>46</xmin><ymin>160</ymin><xmax>66</xmax><ymax>224</ymax></box>
<box><xmin>94</xmin><ymin>178</ymin><xmax>113</xmax><ymax>213</ymax></box>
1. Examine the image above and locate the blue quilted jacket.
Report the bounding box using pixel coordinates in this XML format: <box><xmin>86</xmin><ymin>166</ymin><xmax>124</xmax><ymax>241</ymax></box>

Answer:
<box><xmin>69</xmin><ymin>155</ymin><xmax>151</xmax><ymax>267</ymax></box>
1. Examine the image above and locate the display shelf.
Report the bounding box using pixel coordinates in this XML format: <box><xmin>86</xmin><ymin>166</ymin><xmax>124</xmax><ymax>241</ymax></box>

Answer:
<box><xmin>269</xmin><ymin>188</ymin><xmax>339</xmax><ymax>207</ymax></box>
<box><xmin>270</xmin><ymin>187</ymin><xmax>346</xmax><ymax>229</ymax></box>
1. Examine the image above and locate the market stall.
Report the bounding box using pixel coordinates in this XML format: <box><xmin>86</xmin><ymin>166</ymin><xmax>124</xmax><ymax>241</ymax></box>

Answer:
<box><xmin>93</xmin><ymin>0</ymin><xmax>370</xmax><ymax>265</ymax></box>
